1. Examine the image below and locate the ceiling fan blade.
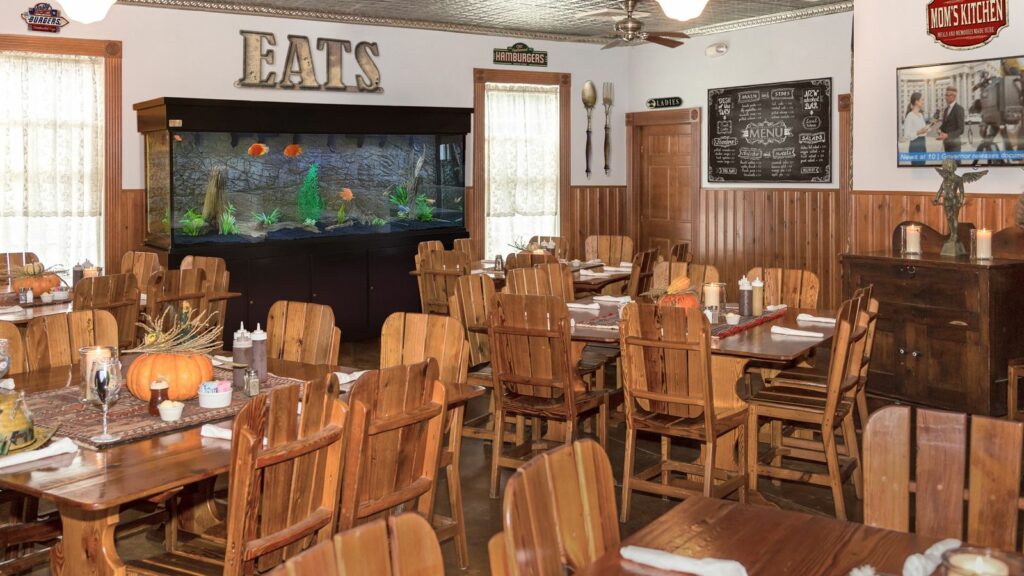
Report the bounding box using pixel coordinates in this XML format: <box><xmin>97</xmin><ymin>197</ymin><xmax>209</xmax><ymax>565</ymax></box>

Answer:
<box><xmin>601</xmin><ymin>38</ymin><xmax>629</xmax><ymax>50</ymax></box>
<box><xmin>577</xmin><ymin>7</ymin><xmax>649</xmax><ymax>19</ymax></box>
<box><xmin>647</xmin><ymin>31</ymin><xmax>690</xmax><ymax>38</ymax></box>
<box><xmin>645</xmin><ymin>35</ymin><xmax>684</xmax><ymax>48</ymax></box>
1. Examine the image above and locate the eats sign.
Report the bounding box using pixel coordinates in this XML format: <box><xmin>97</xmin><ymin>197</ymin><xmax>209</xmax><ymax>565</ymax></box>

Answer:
<box><xmin>927</xmin><ymin>0</ymin><xmax>1008</xmax><ymax>49</ymax></box>
<box><xmin>237</xmin><ymin>30</ymin><xmax>383</xmax><ymax>93</ymax></box>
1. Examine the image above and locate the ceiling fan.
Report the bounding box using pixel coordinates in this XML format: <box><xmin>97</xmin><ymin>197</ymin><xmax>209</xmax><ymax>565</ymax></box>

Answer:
<box><xmin>592</xmin><ymin>0</ymin><xmax>691</xmax><ymax>49</ymax></box>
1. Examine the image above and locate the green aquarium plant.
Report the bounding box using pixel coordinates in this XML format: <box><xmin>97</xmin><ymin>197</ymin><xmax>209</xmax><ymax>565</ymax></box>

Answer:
<box><xmin>218</xmin><ymin>202</ymin><xmax>240</xmax><ymax>235</ymax></box>
<box><xmin>179</xmin><ymin>208</ymin><xmax>205</xmax><ymax>236</ymax></box>
<box><xmin>388</xmin><ymin>185</ymin><xmax>411</xmax><ymax>218</ymax></box>
<box><xmin>253</xmin><ymin>209</ymin><xmax>282</xmax><ymax>227</ymax></box>
<box><xmin>297</xmin><ymin>163</ymin><xmax>326</xmax><ymax>224</ymax></box>
<box><xmin>371</xmin><ymin>217</ymin><xmax>387</xmax><ymax>226</ymax></box>
<box><xmin>413</xmin><ymin>194</ymin><xmax>434</xmax><ymax>222</ymax></box>
<box><xmin>161</xmin><ymin>208</ymin><xmax>171</xmax><ymax>234</ymax></box>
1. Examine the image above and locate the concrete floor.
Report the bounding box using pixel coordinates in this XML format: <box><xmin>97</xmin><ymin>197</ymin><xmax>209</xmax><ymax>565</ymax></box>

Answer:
<box><xmin>29</xmin><ymin>338</ymin><xmax>862</xmax><ymax>575</ymax></box>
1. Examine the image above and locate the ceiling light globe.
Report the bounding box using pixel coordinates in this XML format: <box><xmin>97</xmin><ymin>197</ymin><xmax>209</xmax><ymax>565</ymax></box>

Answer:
<box><xmin>657</xmin><ymin>0</ymin><xmax>710</xmax><ymax>21</ymax></box>
<box><xmin>58</xmin><ymin>0</ymin><xmax>117</xmax><ymax>24</ymax></box>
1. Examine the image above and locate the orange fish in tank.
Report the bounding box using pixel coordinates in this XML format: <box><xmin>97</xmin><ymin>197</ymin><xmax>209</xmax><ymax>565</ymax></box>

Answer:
<box><xmin>340</xmin><ymin>188</ymin><xmax>354</xmax><ymax>201</ymax></box>
<box><xmin>247</xmin><ymin>143</ymin><xmax>269</xmax><ymax>157</ymax></box>
<box><xmin>283</xmin><ymin>144</ymin><xmax>304</xmax><ymax>158</ymax></box>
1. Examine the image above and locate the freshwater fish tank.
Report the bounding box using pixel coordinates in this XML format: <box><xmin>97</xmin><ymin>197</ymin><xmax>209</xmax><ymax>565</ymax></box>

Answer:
<box><xmin>136</xmin><ymin>98</ymin><xmax>470</xmax><ymax>250</ymax></box>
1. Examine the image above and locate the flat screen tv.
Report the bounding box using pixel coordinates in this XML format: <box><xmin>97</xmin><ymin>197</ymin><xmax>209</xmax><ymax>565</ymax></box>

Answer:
<box><xmin>897</xmin><ymin>55</ymin><xmax>1023</xmax><ymax>167</ymax></box>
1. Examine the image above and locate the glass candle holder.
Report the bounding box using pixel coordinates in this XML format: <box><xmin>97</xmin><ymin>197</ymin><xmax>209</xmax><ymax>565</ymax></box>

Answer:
<box><xmin>941</xmin><ymin>547</ymin><xmax>1023</xmax><ymax>575</ymax></box>
<box><xmin>79</xmin><ymin>345</ymin><xmax>118</xmax><ymax>403</ymax></box>
<box><xmin>973</xmin><ymin>228</ymin><xmax>993</xmax><ymax>260</ymax></box>
<box><xmin>903</xmin><ymin>224</ymin><xmax>922</xmax><ymax>255</ymax></box>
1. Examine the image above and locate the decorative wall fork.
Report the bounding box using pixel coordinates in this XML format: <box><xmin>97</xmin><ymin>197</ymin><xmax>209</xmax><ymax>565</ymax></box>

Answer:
<box><xmin>603</xmin><ymin>82</ymin><xmax>614</xmax><ymax>176</ymax></box>
<box><xmin>582</xmin><ymin>80</ymin><xmax>597</xmax><ymax>179</ymax></box>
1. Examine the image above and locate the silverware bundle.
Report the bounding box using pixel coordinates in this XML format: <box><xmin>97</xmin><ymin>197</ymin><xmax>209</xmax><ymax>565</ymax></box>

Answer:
<box><xmin>602</xmin><ymin>82</ymin><xmax>614</xmax><ymax>176</ymax></box>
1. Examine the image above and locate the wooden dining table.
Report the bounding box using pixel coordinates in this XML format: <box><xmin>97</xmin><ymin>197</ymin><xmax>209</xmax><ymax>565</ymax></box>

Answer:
<box><xmin>0</xmin><ymin>289</ymin><xmax>242</xmax><ymax>327</ymax></box>
<box><xmin>411</xmin><ymin>260</ymin><xmax>633</xmax><ymax>292</ymax></box>
<box><xmin>578</xmin><ymin>496</ymin><xmax>938</xmax><ymax>575</ymax></box>
<box><xmin>0</xmin><ymin>358</ymin><xmax>481</xmax><ymax>576</ymax></box>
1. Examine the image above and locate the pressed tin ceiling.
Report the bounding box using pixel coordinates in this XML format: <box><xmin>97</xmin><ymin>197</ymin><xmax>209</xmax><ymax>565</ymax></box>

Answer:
<box><xmin>118</xmin><ymin>0</ymin><xmax>853</xmax><ymax>42</ymax></box>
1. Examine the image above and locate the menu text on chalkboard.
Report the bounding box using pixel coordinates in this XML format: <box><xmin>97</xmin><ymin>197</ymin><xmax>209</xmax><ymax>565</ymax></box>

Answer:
<box><xmin>707</xmin><ymin>78</ymin><xmax>832</xmax><ymax>184</ymax></box>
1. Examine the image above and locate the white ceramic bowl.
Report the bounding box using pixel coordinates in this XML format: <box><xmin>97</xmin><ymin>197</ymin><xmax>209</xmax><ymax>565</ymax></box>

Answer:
<box><xmin>158</xmin><ymin>403</ymin><xmax>184</xmax><ymax>422</ymax></box>
<box><xmin>725</xmin><ymin>313</ymin><xmax>741</xmax><ymax>326</ymax></box>
<box><xmin>198</xmin><ymin>389</ymin><xmax>232</xmax><ymax>409</ymax></box>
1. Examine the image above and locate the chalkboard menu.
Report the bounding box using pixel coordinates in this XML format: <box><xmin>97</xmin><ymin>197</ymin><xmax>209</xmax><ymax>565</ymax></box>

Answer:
<box><xmin>708</xmin><ymin>78</ymin><xmax>832</xmax><ymax>184</ymax></box>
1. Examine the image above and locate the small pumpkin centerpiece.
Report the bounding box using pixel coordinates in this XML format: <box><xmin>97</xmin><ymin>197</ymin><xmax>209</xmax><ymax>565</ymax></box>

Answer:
<box><xmin>6</xmin><ymin>262</ymin><xmax>63</xmax><ymax>295</ymax></box>
<box><xmin>124</xmin><ymin>308</ymin><xmax>221</xmax><ymax>402</ymax></box>
<box><xmin>657</xmin><ymin>275</ymin><xmax>702</xmax><ymax>310</ymax></box>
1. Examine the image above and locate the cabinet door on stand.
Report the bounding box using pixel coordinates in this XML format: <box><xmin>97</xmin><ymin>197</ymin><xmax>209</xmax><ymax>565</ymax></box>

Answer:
<box><xmin>247</xmin><ymin>255</ymin><xmax>311</xmax><ymax>328</ymax></box>
<box><xmin>311</xmin><ymin>251</ymin><xmax>368</xmax><ymax>340</ymax></box>
<box><xmin>368</xmin><ymin>244</ymin><xmax>420</xmax><ymax>333</ymax></box>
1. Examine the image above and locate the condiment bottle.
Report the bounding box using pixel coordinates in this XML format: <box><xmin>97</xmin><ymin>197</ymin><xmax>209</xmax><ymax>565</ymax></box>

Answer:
<box><xmin>148</xmin><ymin>378</ymin><xmax>169</xmax><ymax>416</ymax></box>
<box><xmin>251</xmin><ymin>324</ymin><xmax>268</xmax><ymax>383</ymax></box>
<box><xmin>738</xmin><ymin>276</ymin><xmax>754</xmax><ymax>317</ymax></box>
<box><xmin>72</xmin><ymin>262</ymin><xmax>83</xmax><ymax>287</ymax></box>
<box><xmin>233</xmin><ymin>322</ymin><xmax>253</xmax><ymax>368</ymax></box>
<box><xmin>752</xmin><ymin>277</ymin><xmax>765</xmax><ymax>316</ymax></box>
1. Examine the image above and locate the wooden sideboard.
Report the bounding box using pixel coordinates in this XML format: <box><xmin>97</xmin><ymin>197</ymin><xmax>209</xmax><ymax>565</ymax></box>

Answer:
<box><xmin>842</xmin><ymin>251</ymin><xmax>1024</xmax><ymax>416</ymax></box>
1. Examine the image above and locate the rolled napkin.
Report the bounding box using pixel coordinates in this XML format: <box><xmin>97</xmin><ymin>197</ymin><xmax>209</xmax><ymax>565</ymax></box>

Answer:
<box><xmin>602</xmin><ymin>266</ymin><xmax>632</xmax><ymax>274</ymax></box>
<box><xmin>334</xmin><ymin>370</ymin><xmax>369</xmax><ymax>392</ymax></box>
<box><xmin>579</xmin><ymin>269</ymin><xmax>612</xmax><ymax>278</ymax></box>
<box><xmin>594</xmin><ymin>295</ymin><xmax>632</xmax><ymax>304</ymax></box>
<box><xmin>212</xmin><ymin>355</ymin><xmax>235</xmax><ymax>366</ymax></box>
<box><xmin>797</xmin><ymin>313</ymin><xmax>837</xmax><ymax>325</ymax></box>
<box><xmin>618</xmin><ymin>261</ymin><xmax>633</xmax><ymax>268</ymax></box>
<box><xmin>902</xmin><ymin>538</ymin><xmax>961</xmax><ymax>576</ymax></box>
<box><xmin>848</xmin><ymin>566</ymin><xmax>877</xmax><ymax>576</ymax></box>
<box><xmin>0</xmin><ymin>305</ymin><xmax>24</xmax><ymax>316</ymax></box>
<box><xmin>0</xmin><ymin>379</ymin><xmax>14</xmax><ymax>390</ymax></box>
<box><xmin>621</xmin><ymin>545</ymin><xmax>748</xmax><ymax>576</ymax></box>
<box><xmin>765</xmin><ymin>304</ymin><xmax>788</xmax><ymax>312</ymax></box>
<box><xmin>0</xmin><ymin>437</ymin><xmax>79</xmax><ymax>470</ymax></box>
<box><xmin>200</xmin><ymin>424</ymin><xmax>232</xmax><ymax>440</ymax></box>
<box><xmin>567</xmin><ymin>302</ymin><xmax>600</xmax><ymax>310</ymax></box>
<box><xmin>770</xmin><ymin>326</ymin><xmax>825</xmax><ymax>338</ymax></box>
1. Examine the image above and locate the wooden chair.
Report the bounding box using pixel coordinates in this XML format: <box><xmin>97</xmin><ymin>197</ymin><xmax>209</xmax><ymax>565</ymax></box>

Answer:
<box><xmin>746</xmin><ymin>267</ymin><xmax>820</xmax><ymax>309</ymax></box>
<box><xmin>499</xmin><ymin>440</ymin><xmax>620</xmax><ymax>575</ymax></box>
<box><xmin>669</xmin><ymin>241</ymin><xmax>692</xmax><ymax>263</ymax></box>
<box><xmin>418</xmin><ymin>249</ymin><xmax>470</xmax><ymax>315</ymax></box>
<box><xmin>180</xmin><ymin>255</ymin><xmax>230</xmax><ymax>331</ymax></box>
<box><xmin>453</xmin><ymin>237</ymin><xmax>475</xmax><ymax>261</ymax></box>
<box><xmin>266</xmin><ymin>301</ymin><xmax>341</xmax><ymax>365</ymax></box>
<box><xmin>415</xmin><ymin>241</ymin><xmax>445</xmax><ymax>312</ymax></box>
<box><xmin>130</xmin><ymin>379</ymin><xmax>348</xmax><ymax>575</ymax></box>
<box><xmin>337</xmin><ymin>360</ymin><xmax>447</xmax><ymax>532</ymax></box>
<box><xmin>584</xmin><ymin>235</ymin><xmax>634</xmax><ymax>266</ymax></box>
<box><xmin>504</xmin><ymin>263</ymin><xmax>574</xmax><ymax>302</ymax></box>
<box><xmin>1009</xmin><ymin>358</ymin><xmax>1024</xmax><ymax>422</ymax></box>
<box><xmin>504</xmin><ymin>252</ymin><xmax>557</xmax><ymax>270</ymax></box>
<box><xmin>379</xmin><ymin>312</ymin><xmax>470</xmax><ymax>567</ymax></box>
<box><xmin>267</xmin><ymin>513</ymin><xmax>443</xmax><ymax>576</ymax></box>
<box><xmin>651</xmin><ymin>262</ymin><xmax>721</xmax><ymax>296</ymax></box>
<box><xmin>120</xmin><ymin>251</ymin><xmax>161</xmax><ymax>293</ymax></box>
<box><xmin>0</xmin><ymin>252</ymin><xmax>39</xmax><ymax>278</ymax></box>
<box><xmin>864</xmin><ymin>405</ymin><xmax>1024</xmax><ymax>552</ymax></box>
<box><xmin>144</xmin><ymin>269</ymin><xmax>207</xmax><ymax>332</ymax></box>
<box><xmin>745</xmin><ymin>296</ymin><xmax>866</xmax><ymax>520</ymax></box>
<box><xmin>625</xmin><ymin>249</ymin><xmax>658</xmax><ymax>299</ymax></box>
<box><xmin>25</xmin><ymin>310</ymin><xmax>119</xmax><ymax>371</ymax></box>
<box><xmin>487</xmin><ymin>293</ymin><xmax>608</xmax><ymax>498</ymax></box>
<box><xmin>0</xmin><ymin>322</ymin><xmax>26</xmax><ymax>376</ymax></box>
<box><xmin>619</xmin><ymin>303</ymin><xmax>747</xmax><ymax>521</ymax></box>
<box><xmin>73</xmin><ymin>273</ymin><xmax>140</xmax><ymax>349</ymax></box>
<box><xmin>489</xmin><ymin>532</ymin><xmax>510</xmax><ymax>576</ymax></box>
<box><xmin>528</xmin><ymin>235</ymin><xmax>567</xmax><ymax>259</ymax></box>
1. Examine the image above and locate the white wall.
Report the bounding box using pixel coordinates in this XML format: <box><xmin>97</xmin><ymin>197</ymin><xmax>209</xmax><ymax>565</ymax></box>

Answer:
<box><xmin>0</xmin><ymin>4</ymin><xmax>629</xmax><ymax>189</ymax></box>
<box><xmin>625</xmin><ymin>12</ymin><xmax>853</xmax><ymax>189</ymax></box>
<box><xmin>854</xmin><ymin>0</ymin><xmax>1024</xmax><ymax>193</ymax></box>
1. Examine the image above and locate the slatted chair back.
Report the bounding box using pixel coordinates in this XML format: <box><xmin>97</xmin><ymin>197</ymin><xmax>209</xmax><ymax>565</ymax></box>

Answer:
<box><xmin>746</xmin><ymin>267</ymin><xmax>820</xmax><ymax>309</ymax></box>
<box><xmin>0</xmin><ymin>322</ymin><xmax>26</xmax><ymax>376</ymax></box>
<box><xmin>415</xmin><ymin>241</ymin><xmax>446</xmax><ymax>311</ymax></box>
<box><xmin>267</xmin><ymin>513</ymin><xmax>443</xmax><ymax>576</ymax></box>
<box><xmin>73</xmin><ymin>273</ymin><xmax>140</xmax><ymax>348</ymax></box>
<box><xmin>864</xmin><ymin>405</ymin><xmax>1024</xmax><ymax>552</ymax></box>
<box><xmin>338</xmin><ymin>360</ymin><xmax>447</xmax><ymax>531</ymax></box>
<box><xmin>419</xmin><ymin>249</ymin><xmax>470</xmax><ymax>315</ymax></box>
<box><xmin>619</xmin><ymin>303</ymin><xmax>718</xmax><ymax>429</ymax></box>
<box><xmin>0</xmin><ymin>252</ymin><xmax>39</xmax><ymax>278</ymax></box>
<box><xmin>669</xmin><ymin>242</ymin><xmax>692</xmax><ymax>263</ymax></box>
<box><xmin>120</xmin><ymin>251</ymin><xmax>161</xmax><ymax>293</ymax></box>
<box><xmin>267</xmin><ymin>301</ymin><xmax>341</xmax><ymax>365</ymax></box>
<box><xmin>453</xmin><ymin>238</ymin><xmax>475</xmax><ymax>262</ymax></box>
<box><xmin>489</xmin><ymin>532</ymin><xmax>511</xmax><ymax>576</ymax></box>
<box><xmin>528</xmin><ymin>236</ymin><xmax>567</xmax><ymax>259</ymax></box>
<box><xmin>584</xmin><ymin>235</ymin><xmax>634</xmax><ymax>266</ymax></box>
<box><xmin>380</xmin><ymin>312</ymin><xmax>469</xmax><ymax>391</ymax></box>
<box><xmin>820</xmin><ymin>297</ymin><xmax>865</xmax><ymax>429</ymax></box>
<box><xmin>488</xmin><ymin>293</ymin><xmax>581</xmax><ymax>402</ymax></box>
<box><xmin>144</xmin><ymin>269</ymin><xmax>207</xmax><ymax>332</ymax></box>
<box><xmin>625</xmin><ymin>249</ymin><xmax>658</xmax><ymax>299</ymax></box>
<box><xmin>25</xmin><ymin>310</ymin><xmax>118</xmax><ymax>371</ymax></box>
<box><xmin>502</xmin><ymin>440</ymin><xmax>620</xmax><ymax>575</ymax></box>
<box><xmin>180</xmin><ymin>255</ymin><xmax>230</xmax><ymax>330</ymax></box>
<box><xmin>222</xmin><ymin>379</ymin><xmax>348</xmax><ymax>575</ymax></box>
<box><xmin>449</xmin><ymin>274</ymin><xmax>496</xmax><ymax>367</ymax></box>
<box><xmin>504</xmin><ymin>252</ymin><xmax>557</xmax><ymax>270</ymax></box>
<box><xmin>504</xmin><ymin>264</ymin><xmax>574</xmax><ymax>303</ymax></box>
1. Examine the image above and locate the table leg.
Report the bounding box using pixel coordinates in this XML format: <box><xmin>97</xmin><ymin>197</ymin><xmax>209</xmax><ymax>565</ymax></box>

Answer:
<box><xmin>53</xmin><ymin>504</ymin><xmax>124</xmax><ymax>576</ymax></box>
<box><xmin>175</xmin><ymin>478</ymin><xmax>223</xmax><ymax>536</ymax></box>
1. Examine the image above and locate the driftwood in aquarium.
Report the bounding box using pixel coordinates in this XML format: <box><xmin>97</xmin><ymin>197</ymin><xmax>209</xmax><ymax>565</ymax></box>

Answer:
<box><xmin>201</xmin><ymin>167</ymin><xmax>227</xmax><ymax>224</ymax></box>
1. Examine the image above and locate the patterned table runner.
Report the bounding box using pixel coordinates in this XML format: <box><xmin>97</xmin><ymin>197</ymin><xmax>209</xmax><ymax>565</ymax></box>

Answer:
<box><xmin>710</xmin><ymin>309</ymin><xmax>788</xmax><ymax>339</ymax></box>
<box><xmin>26</xmin><ymin>368</ymin><xmax>306</xmax><ymax>450</ymax></box>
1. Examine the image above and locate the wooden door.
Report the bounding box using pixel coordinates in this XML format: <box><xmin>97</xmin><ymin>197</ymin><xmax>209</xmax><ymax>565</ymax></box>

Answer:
<box><xmin>630</xmin><ymin>109</ymin><xmax>700</xmax><ymax>256</ymax></box>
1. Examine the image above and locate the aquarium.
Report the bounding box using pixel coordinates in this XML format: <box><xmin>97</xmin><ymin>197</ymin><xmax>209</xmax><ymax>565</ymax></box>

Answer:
<box><xmin>145</xmin><ymin>130</ymin><xmax>465</xmax><ymax>247</ymax></box>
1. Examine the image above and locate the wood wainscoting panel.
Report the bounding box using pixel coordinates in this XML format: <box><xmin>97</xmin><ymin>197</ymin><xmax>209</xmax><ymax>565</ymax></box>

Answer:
<box><xmin>698</xmin><ymin>187</ymin><xmax>842</xmax><ymax>309</ymax></box>
<box><xmin>850</xmin><ymin>191</ymin><xmax>1021</xmax><ymax>254</ymax></box>
<box><xmin>107</xmin><ymin>189</ymin><xmax>147</xmax><ymax>268</ymax></box>
<box><xmin>569</xmin><ymin>186</ymin><xmax>628</xmax><ymax>259</ymax></box>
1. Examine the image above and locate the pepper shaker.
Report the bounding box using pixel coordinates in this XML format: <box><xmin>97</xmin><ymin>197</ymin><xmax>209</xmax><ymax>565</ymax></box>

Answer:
<box><xmin>244</xmin><ymin>368</ymin><xmax>260</xmax><ymax>397</ymax></box>
<box><xmin>494</xmin><ymin>254</ymin><xmax>504</xmax><ymax>272</ymax></box>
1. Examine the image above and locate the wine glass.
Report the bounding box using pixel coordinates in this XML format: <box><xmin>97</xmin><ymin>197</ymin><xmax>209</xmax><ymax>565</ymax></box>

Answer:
<box><xmin>0</xmin><ymin>339</ymin><xmax>9</xmax><ymax>380</ymax></box>
<box><xmin>90</xmin><ymin>358</ymin><xmax>123</xmax><ymax>444</ymax></box>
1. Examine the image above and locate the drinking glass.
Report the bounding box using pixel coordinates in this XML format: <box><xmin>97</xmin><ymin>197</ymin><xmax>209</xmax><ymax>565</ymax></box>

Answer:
<box><xmin>0</xmin><ymin>339</ymin><xmax>9</xmax><ymax>380</ymax></box>
<box><xmin>90</xmin><ymin>358</ymin><xmax>123</xmax><ymax>444</ymax></box>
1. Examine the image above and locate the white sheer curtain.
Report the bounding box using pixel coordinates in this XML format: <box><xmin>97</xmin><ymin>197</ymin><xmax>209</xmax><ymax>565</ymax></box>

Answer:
<box><xmin>0</xmin><ymin>50</ymin><xmax>105</xmax><ymax>269</ymax></box>
<box><xmin>484</xmin><ymin>82</ymin><xmax>560</xmax><ymax>258</ymax></box>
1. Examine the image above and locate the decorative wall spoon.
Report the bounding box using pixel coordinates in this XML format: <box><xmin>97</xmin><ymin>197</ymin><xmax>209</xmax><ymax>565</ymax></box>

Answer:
<box><xmin>582</xmin><ymin>80</ymin><xmax>598</xmax><ymax>179</ymax></box>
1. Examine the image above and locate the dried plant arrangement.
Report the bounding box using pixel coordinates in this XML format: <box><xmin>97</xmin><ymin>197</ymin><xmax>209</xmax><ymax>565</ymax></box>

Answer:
<box><xmin>126</xmin><ymin>306</ymin><xmax>223</xmax><ymax>356</ymax></box>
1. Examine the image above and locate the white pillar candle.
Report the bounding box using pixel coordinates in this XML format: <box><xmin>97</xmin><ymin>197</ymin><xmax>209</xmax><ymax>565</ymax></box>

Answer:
<box><xmin>703</xmin><ymin>283</ymin><xmax>720</xmax><ymax>308</ymax></box>
<box><xmin>976</xmin><ymin>229</ymin><xmax>993</xmax><ymax>260</ymax></box>
<box><xmin>947</xmin><ymin>552</ymin><xmax>1010</xmax><ymax>576</ymax></box>
<box><xmin>83</xmin><ymin>267</ymin><xmax>100</xmax><ymax>278</ymax></box>
<box><xmin>905</xmin><ymin>225</ymin><xmax>922</xmax><ymax>255</ymax></box>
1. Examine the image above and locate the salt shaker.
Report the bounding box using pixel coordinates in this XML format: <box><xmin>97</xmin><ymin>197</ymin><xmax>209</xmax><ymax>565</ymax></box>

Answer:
<box><xmin>738</xmin><ymin>276</ymin><xmax>753</xmax><ymax>317</ymax></box>
<box><xmin>244</xmin><ymin>368</ymin><xmax>260</xmax><ymax>397</ymax></box>
<box><xmin>251</xmin><ymin>324</ymin><xmax>267</xmax><ymax>383</ymax></box>
<box><xmin>494</xmin><ymin>254</ymin><xmax>504</xmax><ymax>272</ymax></box>
<box><xmin>24</xmin><ymin>288</ymin><xmax>33</xmax><ymax>305</ymax></box>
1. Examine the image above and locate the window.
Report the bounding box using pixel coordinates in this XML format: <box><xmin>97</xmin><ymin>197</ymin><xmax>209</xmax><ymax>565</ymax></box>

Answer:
<box><xmin>0</xmin><ymin>49</ymin><xmax>105</xmax><ymax>268</ymax></box>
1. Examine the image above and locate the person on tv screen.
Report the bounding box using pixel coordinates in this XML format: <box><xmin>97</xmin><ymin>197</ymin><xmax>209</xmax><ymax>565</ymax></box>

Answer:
<box><xmin>902</xmin><ymin>92</ymin><xmax>937</xmax><ymax>166</ymax></box>
<box><xmin>937</xmin><ymin>86</ymin><xmax>965</xmax><ymax>154</ymax></box>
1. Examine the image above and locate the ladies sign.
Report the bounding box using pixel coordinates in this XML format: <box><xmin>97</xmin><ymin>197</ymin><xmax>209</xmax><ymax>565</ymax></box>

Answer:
<box><xmin>927</xmin><ymin>0</ymin><xmax>1008</xmax><ymax>49</ymax></box>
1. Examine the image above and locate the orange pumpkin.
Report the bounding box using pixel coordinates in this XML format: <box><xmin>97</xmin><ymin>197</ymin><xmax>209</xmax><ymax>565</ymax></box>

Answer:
<box><xmin>126</xmin><ymin>353</ymin><xmax>213</xmax><ymax>401</ymax></box>
<box><xmin>659</xmin><ymin>290</ymin><xmax>701</xmax><ymax>310</ymax></box>
<box><xmin>13</xmin><ymin>273</ymin><xmax>61</xmax><ymax>295</ymax></box>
